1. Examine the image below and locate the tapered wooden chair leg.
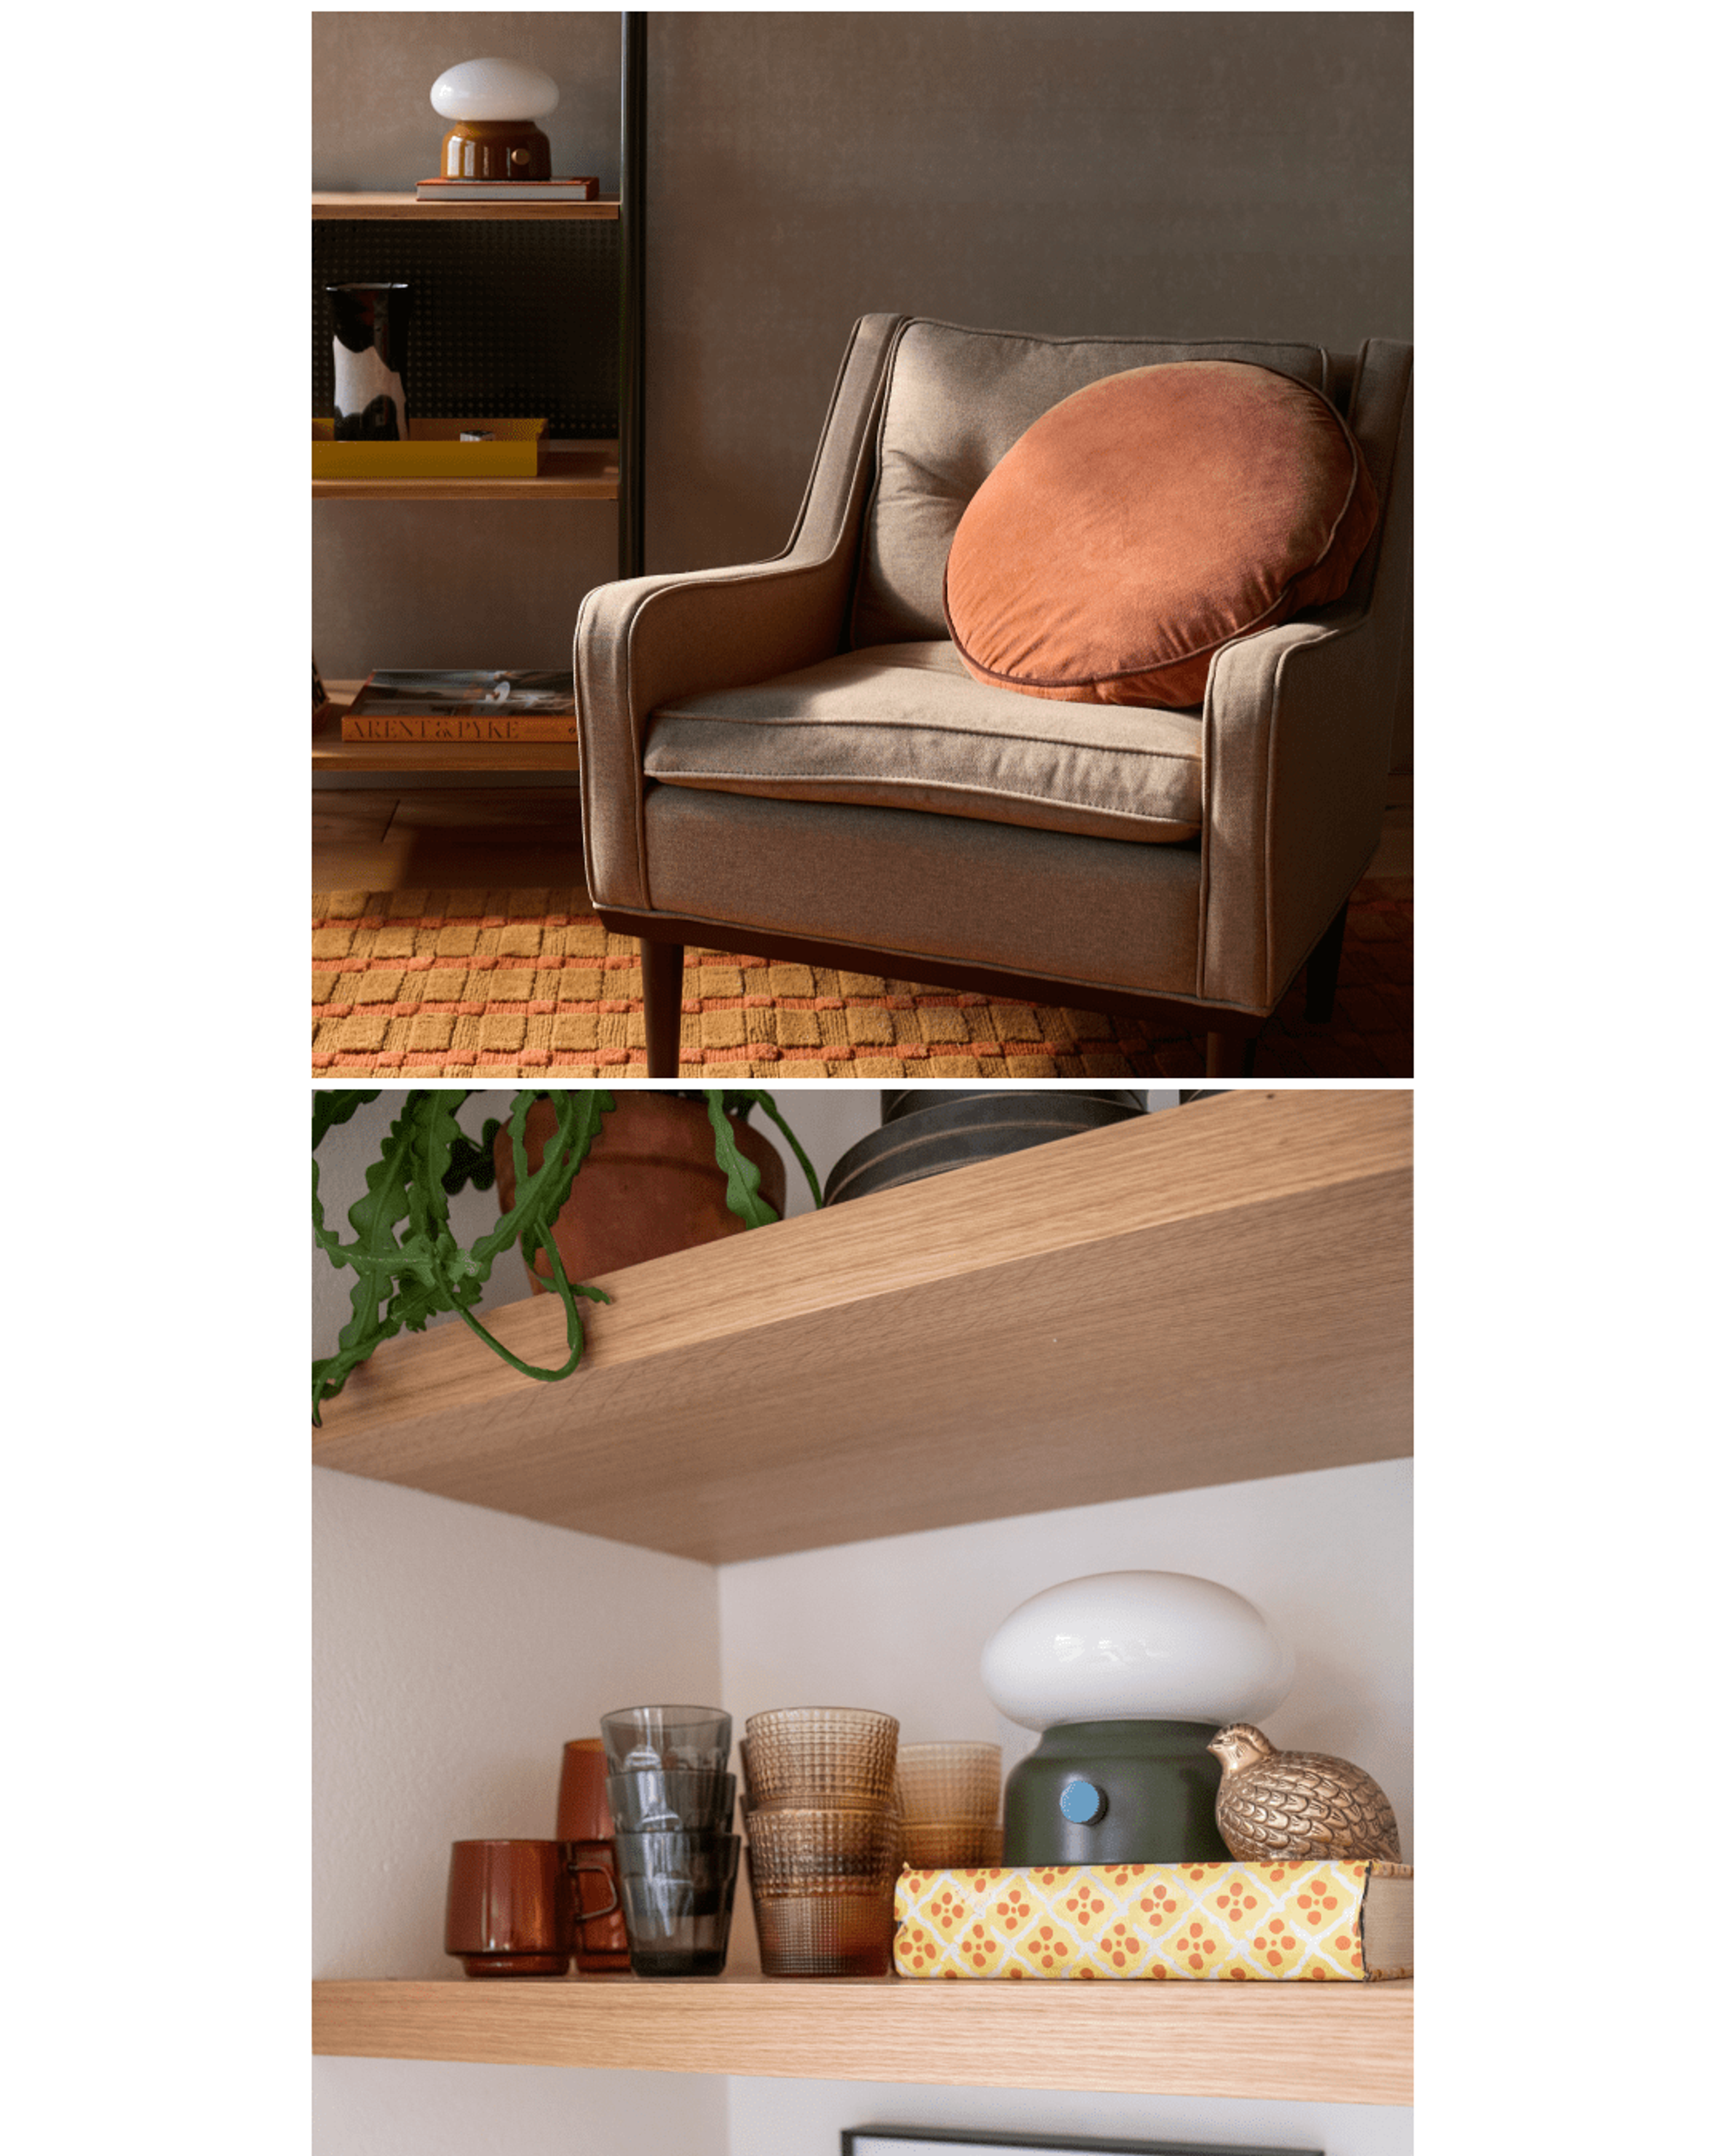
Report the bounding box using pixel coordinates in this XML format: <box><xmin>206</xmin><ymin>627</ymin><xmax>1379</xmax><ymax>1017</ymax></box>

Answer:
<box><xmin>1303</xmin><ymin>898</ymin><xmax>1350</xmax><ymax>1025</ymax></box>
<box><xmin>640</xmin><ymin>937</ymin><xmax>686</xmax><ymax>1077</ymax></box>
<box><xmin>1204</xmin><ymin>1031</ymin><xmax>1257</xmax><ymax>1079</ymax></box>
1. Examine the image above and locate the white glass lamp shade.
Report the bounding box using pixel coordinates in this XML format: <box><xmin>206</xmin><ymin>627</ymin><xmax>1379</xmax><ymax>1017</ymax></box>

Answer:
<box><xmin>980</xmin><ymin>1569</ymin><xmax>1293</xmax><ymax>1731</ymax></box>
<box><xmin>430</xmin><ymin>57</ymin><xmax>560</xmax><ymax>122</ymax></box>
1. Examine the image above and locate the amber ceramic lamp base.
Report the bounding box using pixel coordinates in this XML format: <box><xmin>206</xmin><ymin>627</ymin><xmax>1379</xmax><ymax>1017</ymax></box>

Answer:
<box><xmin>442</xmin><ymin>118</ymin><xmax>551</xmax><ymax>179</ymax></box>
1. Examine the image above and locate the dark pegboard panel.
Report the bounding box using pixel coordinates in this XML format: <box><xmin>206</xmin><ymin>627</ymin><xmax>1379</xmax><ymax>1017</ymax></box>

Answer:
<box><xmin>313</xmin><ymin>219</ymin><xmax>619</xmax><ymax>439</ymax></box>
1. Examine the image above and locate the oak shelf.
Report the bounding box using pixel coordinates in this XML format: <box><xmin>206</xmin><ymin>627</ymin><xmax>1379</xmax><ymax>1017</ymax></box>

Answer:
<box><xmin>312</xmin><ymin>1972</ymin><xmax>1412</xmax><ymax>2106</ymax></box>
<box><xmin>313</xmin><ymin>191</ymin><xmax>620</xmax><ymax>221</ymax></box>
<box><xmin>312</xmin><ymin>1089</ymin><xmax>1412</xmax><ymax>1566</ymax></box>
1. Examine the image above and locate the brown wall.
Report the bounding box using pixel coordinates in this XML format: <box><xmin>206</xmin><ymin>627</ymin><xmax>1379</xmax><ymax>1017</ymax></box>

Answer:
<box><xmin>313</xmin><ymin>10</ymin><xmax>1411</xmax><ymax>757</ymax></box>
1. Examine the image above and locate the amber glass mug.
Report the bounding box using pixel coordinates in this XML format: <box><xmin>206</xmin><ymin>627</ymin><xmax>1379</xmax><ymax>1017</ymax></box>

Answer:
<box><xmin>444</xmin><ymin>1840</ymin><xmax>570</xmax><ymax>1977</ymax></box>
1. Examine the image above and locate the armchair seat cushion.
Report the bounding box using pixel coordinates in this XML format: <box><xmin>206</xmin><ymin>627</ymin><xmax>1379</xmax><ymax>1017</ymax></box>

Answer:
<box><xmin>644</xmin><ymin>639</ymin><xmax>1202</xmax><ymax>844</ymax></box>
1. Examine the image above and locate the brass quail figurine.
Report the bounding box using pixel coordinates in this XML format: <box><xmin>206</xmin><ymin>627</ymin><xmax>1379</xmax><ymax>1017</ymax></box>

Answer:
<box><xmin>1208</xmin><ymin>1724</ymin><xmax>1401</xmax><ymax>1863</ymax></box>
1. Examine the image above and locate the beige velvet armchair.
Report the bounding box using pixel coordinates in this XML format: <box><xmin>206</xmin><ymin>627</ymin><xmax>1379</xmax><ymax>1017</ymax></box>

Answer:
<box><xmin>574</xmin><ymin>317</ymin><xmax>1412</xmax><ymax>1077</ymax></box>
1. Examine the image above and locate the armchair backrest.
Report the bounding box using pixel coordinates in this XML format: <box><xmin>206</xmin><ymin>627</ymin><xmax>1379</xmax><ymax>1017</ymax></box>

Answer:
<box><xmin>846</xmin><ymin>318</ymin><xmax>1408</xmax><ymax>652</ymax></box>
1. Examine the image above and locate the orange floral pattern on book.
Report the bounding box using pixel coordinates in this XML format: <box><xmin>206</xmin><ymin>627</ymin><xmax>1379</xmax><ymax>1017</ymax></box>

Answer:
<box><xmin>893</xmin><ymin>1860</ymin><xmax>1400</xmax><ymax>1981</ymax></box>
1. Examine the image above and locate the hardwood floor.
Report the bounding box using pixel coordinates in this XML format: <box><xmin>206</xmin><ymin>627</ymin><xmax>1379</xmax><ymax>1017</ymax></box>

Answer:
<box><xmin>1373</xmin><ymin>769</ymin><xmax>1413</xmax><ymax>882</ymax></box>
<box><xmin>313</xmin><ymin>787</ymin><xmax>588</xmax><ymax>892</ymax></box>
<box><xmin>313</xmin><ymin>772</ymin><xmax>1413</xmax><ymax>897</ymax></box>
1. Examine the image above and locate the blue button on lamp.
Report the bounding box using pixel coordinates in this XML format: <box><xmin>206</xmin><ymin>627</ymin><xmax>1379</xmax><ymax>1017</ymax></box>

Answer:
<box><xmin>1058</xmin><ymin>1779</ymin><xmax>1107</xmax><ymax>1825</ymax></box>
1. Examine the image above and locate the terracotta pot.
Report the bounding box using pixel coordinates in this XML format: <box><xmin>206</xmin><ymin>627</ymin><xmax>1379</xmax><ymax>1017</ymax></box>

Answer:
<box><xmin>492</xmin><ymin>1092</ymin><xmax>787</xmax><ymax>1291</ymax></box>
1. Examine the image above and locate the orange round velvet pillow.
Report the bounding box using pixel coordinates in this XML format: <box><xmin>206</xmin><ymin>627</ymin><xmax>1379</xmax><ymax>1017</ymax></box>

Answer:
<box><xmin>942</xmin><ymin>360</ymin><xmax>1378</xmax><ymax>709</ymax></box>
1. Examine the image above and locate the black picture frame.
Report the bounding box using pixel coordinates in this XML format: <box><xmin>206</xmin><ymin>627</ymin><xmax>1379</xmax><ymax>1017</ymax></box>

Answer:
<box><xmin>842</xmin><ymin>2129</ymin><xmax>1321</xmax><ymax>2156</ymax></box>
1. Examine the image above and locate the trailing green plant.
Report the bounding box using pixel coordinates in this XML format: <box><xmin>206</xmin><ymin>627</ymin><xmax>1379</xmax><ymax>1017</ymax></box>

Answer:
<box><xmin>313</xmin><ymin>1088</ymin><xmax>821</xmax><ymax>1426</ymax></box>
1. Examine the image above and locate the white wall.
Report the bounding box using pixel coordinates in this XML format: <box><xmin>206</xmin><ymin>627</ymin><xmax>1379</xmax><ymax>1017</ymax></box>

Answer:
<box><xmin>718</xmin><ymin>1462</ymin><xmax>1413</xmax><ymax>1833</ymax></box>
<box><xmin>717</xmin><ymin>1459</ymin><xmax>1412</xmax><ymax>2156</ymax></box>
<box><xmin>728</xmin><ymin>2080</ymin><xmax>1409</xmax><ymax>2156</ymax></box>
<box><xmin>312</xmin><ymin>1467</ymin><xmax>729</xmax><ymax>2152</ymax></box>
<box><xmin>313</xmin><ymin>1468</ymin><xmax>729</xmax><ymax>1978</ymax></box>
<box><xmin>316</xmin><ymin>2058</ymin><xmax>727</xmax><ymax>2156</ymax></box>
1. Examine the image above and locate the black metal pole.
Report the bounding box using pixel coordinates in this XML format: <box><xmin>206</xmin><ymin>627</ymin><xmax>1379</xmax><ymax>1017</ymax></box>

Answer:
<box><xmin>618</xmin><ymin>11</ymin><xmax>646</xmax><ymax>579</ymax></box>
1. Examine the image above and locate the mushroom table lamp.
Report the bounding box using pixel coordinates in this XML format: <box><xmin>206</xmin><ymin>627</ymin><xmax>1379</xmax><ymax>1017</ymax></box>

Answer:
<box><xmin>981</xmin><ymin>1569</ymin><xmax>1294</xmax><ymax>1864</ymax></box>
<box><xmin>431</xmin><ymin>57</ymin><xmax>560</xmax><ymax>181</ymax></box>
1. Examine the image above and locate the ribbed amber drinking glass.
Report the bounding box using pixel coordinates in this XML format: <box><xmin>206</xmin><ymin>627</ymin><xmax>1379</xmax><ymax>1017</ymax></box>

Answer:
<box><xmin>751</xmin><ymin>1884</ymin><xmax>896</xmax><ymax>1978</ymax></box>
<box><xmin>743</xmin><ymin>1706</ymin><xmax>898</xmax><ymax>1807</ymax></box>
<box><xmin>899</xmin><ymin>1818</ymin><xmax>1005</xmax><ymax>1869</ymax></box>
<box><xmin>745</xmin><ymin>1804</ymin><xmax>899</xmax><ymax>1894</ymax></box>
<box><xmin>894</xmin><ymin>1741</ymin><xmax>1001</xmax><ymax>1822</ymax></box>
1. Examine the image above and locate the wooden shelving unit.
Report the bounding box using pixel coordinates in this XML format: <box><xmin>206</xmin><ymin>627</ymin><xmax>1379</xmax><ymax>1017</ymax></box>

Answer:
<box><xmin>313</xmin><ymin>18</ymin><xmax>643</xmax><ymax>780</ymax></box>
<box><xmin>313</xmin><ymin>1970</ymin><xmax>1413</xmax><ymax>2107</ymax></box>
<box><xmin>313</xmin><ymin>191</ymin><xmax>620</xmax><ymax>221</ymax></box>
<box><xmin>312</xmin><ymin>1088</ymin><xmax>1413</xmax><ymax>2105</ymax></box>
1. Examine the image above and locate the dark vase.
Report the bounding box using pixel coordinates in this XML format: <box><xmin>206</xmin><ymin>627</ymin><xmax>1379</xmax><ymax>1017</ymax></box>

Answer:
<box><xmin>823</xmin><ymin>1089</ymin><xmax>1148</xmax><ymax>1206</ymax></box>
<box><xmin>327</xmin><ymin>281</ymin><xmax>412</xmax><ymax>441</ymax></box>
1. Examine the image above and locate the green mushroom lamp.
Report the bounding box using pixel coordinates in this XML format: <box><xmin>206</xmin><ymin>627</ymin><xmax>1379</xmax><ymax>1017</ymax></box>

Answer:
<box><xmin>982</xmin><ymin>1569</ymin><xmax>1294</xmax><ymax>1864</ymax></box>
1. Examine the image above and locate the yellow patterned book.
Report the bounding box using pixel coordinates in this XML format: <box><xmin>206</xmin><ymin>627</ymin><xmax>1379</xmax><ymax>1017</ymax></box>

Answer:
<box><xmin>893</xmin><ymin>1860</ymin><xmax>1412</xmax><ymax>1980</ymax></box>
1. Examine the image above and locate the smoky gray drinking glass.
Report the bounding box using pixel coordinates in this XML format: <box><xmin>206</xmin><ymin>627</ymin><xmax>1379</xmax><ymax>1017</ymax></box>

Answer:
<box><xmin>600</xmin><ymin>1704</ymin><xmax>733</xmax><ymax>1777</ymax></box>
<box><xmin>606</xmin><ymin>1768</ymin><xmax>736</xmax><ymax>1832</ymax></box>
<box><xmin>612</xmin><ymin>1831</ymin><xmax>740</xmax><ymax>1977</ymax></box>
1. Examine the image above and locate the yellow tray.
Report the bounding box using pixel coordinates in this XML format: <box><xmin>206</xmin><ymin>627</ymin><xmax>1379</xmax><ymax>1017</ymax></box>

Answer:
<box><xmin>312</xmin><ymin>416</ymin><xmax>546</xmax><ymax>478</ymax></box>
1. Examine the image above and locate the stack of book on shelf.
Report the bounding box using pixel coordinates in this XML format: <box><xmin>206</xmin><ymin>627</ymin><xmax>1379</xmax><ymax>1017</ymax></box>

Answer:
<box><xmin>415</xmin><ymin>175</ymin><xmax>602</xmax><ymax>202</ymax></box>
<box><xmin>338</xmin><ymin>670</ymin><xmax>578</xmax><ymax>744</ymax></box>
<box><xmin>892</xmin><ymin>1858</ymin><xmax>1413</xmax><ymax>1980</ymax></box>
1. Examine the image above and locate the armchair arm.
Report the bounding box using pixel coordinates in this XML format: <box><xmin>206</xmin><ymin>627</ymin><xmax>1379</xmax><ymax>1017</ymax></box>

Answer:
<box><xmin>1199</xmin><ymin>607</ymin><xmax>1393</xmax><ymax>1011</ymax></box>
<box><xmin>1199</xmin><ymin>354</ymin><xmax>1413</xmax><ymax>1013</ymax></box>
<box><xmin>575</xmin><ymin>313</ymin><xmax>906</xmax><ymax>911</ymax></box>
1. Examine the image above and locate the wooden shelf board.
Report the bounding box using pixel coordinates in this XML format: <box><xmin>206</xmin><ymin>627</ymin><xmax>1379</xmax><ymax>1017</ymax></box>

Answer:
<box><xmin>312</xmin><ymin>1091</ymin><xmax>1412</xmax><ymax>1565</ymax></box>
<box><xmin>313</xmin><ymin>444</ymin><xmax>618</xmax><ymax>502</ymax></box>
<box><xmin>313</xmin><ymin>191</ymin><xmax>620</xmax><ymax>221</ymax></box>
<box><xmin>312</xmin><ymin>1973</ymin><xmax>1411</xmax><ymax>2105</ymax></box>
<box><xmin>311</xmin><ymin>735</ymin><xmax>582</xmax><ymax>774</ymax></box>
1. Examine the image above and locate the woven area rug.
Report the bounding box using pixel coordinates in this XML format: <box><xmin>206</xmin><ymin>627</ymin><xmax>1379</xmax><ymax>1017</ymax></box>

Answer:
<box><xmin>313</xmin><ymin>877</ymin><xmax>1411</xmax><ymax>1079</ymax></box>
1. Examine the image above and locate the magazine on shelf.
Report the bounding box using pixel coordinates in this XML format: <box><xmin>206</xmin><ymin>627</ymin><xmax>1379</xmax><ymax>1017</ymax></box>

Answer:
<box><xmin>340</xmin><ymin>669</ymin><xmax>579</xmax><ymax>743</ymax></box>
